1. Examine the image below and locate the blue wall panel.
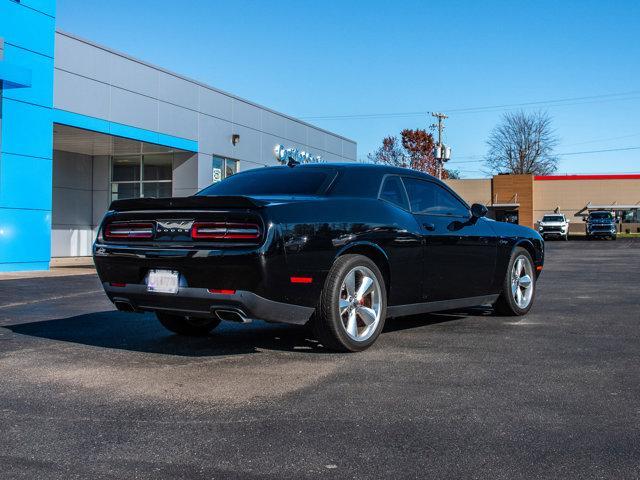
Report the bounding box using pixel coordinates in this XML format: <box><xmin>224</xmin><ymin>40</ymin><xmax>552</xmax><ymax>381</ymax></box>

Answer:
<box><xmin>1</xmin><ymin>99</ymin><xmax>53</xmax><ymax>159</ymax></box>
<box><xmin>0</xmin><ymin>154</ymin><xmax>52</xmax><ymax>210</ymax></box>
<box><xmin>20</xmin><ymin>0</ymin><xmax>57</xmax><ymax>17</ymax></box>
<box><xmin>0</xmin><ymin>0</ymin><xmax>56</xmax><ymax>271</ymax></box>
<box><xmin>0</xmin><ymin>208</ymin><xmax>51</xmax><ymax>266</ymax></box>
<box><xmin>0</xmin><ymin>62</ymin><xmax>32</xmax><ymax>88</ymax></box>
<box><xmin>2</xmin><ymin>44</ymin><xmax>54</xmax><ymax>106</ymax></box>
<box><xmin>157</xmin><ymin>133</ymin><xmax>199</xmax><ymax>153</ymax></box>
<box><xmin>53</xmin><ymin>109</ymin><xmax>199</xmax><ymax>153</ymax></box>
<box><xmin>0</xmin><ymin>1</ymin><xmax>55</xmax><ymax>56</ymax></box>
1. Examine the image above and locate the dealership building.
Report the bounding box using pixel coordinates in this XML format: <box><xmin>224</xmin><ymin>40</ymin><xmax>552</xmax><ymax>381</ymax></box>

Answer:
<box><xmin>0</xmin><ymin>0</ymin><xmax>356</xmax><ymax>271</ymax></box>
<box><xmin>446</xmin><ymin>173</ymin><xmax>640</xmax><ymax>234</ymax></box>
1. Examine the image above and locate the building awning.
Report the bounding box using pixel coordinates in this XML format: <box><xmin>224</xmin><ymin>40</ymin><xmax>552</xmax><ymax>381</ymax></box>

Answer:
<box><xmin>575</xmin><ymin>203</ymin><xmax>640</xmax><ymax>216</ymax></box>
<box><xmin>585</xmin><ymin>204</ymin><xmax>640</xmax><ymax>210</ymax></box>
<box><xmin>490</xmin><ymin>203</ymin><xmax>520</xmax><ymax>208</ymax></box>
<box><xmin>0</xmin><ymin>61</ymin><xmax>32</xmax><ymax>88</ymax></box>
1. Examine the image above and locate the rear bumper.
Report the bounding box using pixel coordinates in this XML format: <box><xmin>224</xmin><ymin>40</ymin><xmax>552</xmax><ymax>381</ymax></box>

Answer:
<box><xmin>104</xmin><ymin>283</ymin><xmax>314</xmax><ymax>325</ymax></box>
<box><xmin>93</xmin><ymin>239</ymin><xmax>325</xmax><ymax>308</ymax></box>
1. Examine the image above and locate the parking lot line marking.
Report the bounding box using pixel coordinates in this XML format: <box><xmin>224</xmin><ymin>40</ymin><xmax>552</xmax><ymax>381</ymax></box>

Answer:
<box><xmin>0</xmin><ymin>290</ymin><xmax>102</xmax><ymax>310</ymax></box>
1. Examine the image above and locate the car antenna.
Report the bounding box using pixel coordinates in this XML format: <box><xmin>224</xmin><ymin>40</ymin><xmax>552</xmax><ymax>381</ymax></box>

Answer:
<box><xmin>287</xmin><ymin>155</ymin><xmax>299</xmax><ymax>168</ymax></box>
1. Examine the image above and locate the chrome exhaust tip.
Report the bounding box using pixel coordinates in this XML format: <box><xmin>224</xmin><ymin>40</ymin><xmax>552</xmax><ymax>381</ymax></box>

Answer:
<box><xmin>113</xmin><ymin>299</ymin><xmax>139</xmax><ymax>313</ymax></box>
<box><xmin>214</xmin><ymin>309</ymin><xmax>251</xmax><ymax>323</ymax></box>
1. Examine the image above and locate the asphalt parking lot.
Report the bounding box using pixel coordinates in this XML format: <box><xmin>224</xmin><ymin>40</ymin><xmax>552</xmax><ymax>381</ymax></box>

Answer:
<box><xmin>1</xmin><ymin>240</ymin><xmax>639</xmax><ymax>479</ymax></box>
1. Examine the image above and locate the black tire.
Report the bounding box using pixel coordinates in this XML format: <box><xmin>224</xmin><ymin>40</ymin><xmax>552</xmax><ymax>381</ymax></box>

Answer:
<box><xmin>313</xmin><ymin>254</ymin><xmax>387</xmax><ymax>352</ymax></box>
<box><xmin>156</xmin><ymin>312</ymin><xmax>220</xmax><ymax>336</ymax></box>
<box><xmin>494</xmin><ymin>247</ymin><xmax>536</xmax><ymax>316</ymax></box>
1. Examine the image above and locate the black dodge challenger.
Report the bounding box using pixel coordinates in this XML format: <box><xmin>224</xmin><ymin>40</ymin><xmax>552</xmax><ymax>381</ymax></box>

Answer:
<box><xmin>93</xmin><ymin>163</ymin><xmax>544</xmax><ymax>352</ymax></box>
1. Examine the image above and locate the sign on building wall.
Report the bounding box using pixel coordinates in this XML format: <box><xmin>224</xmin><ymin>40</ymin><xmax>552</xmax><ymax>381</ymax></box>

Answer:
<box><xmin>273</xmin><ymin>144</ymin><xmax>322</xmax><ymax>165</ymax></box>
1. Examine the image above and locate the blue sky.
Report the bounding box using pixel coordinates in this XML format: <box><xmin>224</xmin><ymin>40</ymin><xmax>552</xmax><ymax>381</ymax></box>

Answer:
<box><xmin>56</xmin><ymin>0</ymin><xmax>640</xmax><ymax>178</ymax></box>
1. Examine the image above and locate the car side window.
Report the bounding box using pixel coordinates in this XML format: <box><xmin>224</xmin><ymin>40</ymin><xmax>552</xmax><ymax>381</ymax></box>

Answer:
<box><xmin>379</xmin><ymin>175</ymin><xmax>409</xmax><ymax>210</ymax></box>
<box><xmin>402</xmin><ymin>177</ymin><xmax>469</xmax><ymax>216</ymax></box>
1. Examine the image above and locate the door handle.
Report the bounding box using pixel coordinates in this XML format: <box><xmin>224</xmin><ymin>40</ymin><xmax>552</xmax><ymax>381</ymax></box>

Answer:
<box><xmin>422</xmin><ymin>222</ymin><xmax>435</xmax><ymax>231</ymax></box>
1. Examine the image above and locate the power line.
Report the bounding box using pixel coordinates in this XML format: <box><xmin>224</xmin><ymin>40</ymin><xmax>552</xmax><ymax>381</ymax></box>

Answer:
<box><xmin>445</xmin><ymin>145</ymin><xmax>640</xmax><ymax>165</ymax></box>
<box><xmin>421</xmin><ymin>134</ymin><xmax>640</xmax><ymax>163</ymax></box>
<box><xmin>561</xmin><ymin>132</ymin><xmax>640</xmax><ymax>147</ymax></box>
<box><xmin>299</xmin><ymin>90</ymin><xmax>640</xmax><ymax>121</ymax></box>
<box><xmin>556</xmin><ymin>145</ymin><xmax>640</xmax><ymax>156</ymax></box>
<box><xmin>446</xmin><ymin>159</ymin><xmax>484</xmax><ymax>164</ymax></box>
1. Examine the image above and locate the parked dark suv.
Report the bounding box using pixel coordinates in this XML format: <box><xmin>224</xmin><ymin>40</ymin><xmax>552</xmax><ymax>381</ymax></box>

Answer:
<box><xmin>585</xmin><ymin>211</ymin><xmax>617</xmax><ymax>240</ymax></box>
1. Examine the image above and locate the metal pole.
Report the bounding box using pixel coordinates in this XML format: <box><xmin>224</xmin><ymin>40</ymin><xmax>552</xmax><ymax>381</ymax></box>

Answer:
<box><xmin>431</xmin><ymin>112</ymin><xmax>448</xmax><ymax>180</ymax></box>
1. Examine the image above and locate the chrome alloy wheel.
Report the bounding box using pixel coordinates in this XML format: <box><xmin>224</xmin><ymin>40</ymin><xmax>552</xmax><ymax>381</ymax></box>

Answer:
<box><xmin>511</xmin><ymin>255</ymin><xmax>534</xmax><ymax>309</ymax></box>
<box><xmin>338</xmin><ymin>266</ymin><xmax>382</xmax><ymax>342</ymax></box>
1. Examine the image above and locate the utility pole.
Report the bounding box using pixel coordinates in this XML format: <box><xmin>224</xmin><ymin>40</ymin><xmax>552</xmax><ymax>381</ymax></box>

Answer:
<box><xmin>430</xmin><ymin>112</ymin><xmax>450</xmax><ymax>180</ymax></box>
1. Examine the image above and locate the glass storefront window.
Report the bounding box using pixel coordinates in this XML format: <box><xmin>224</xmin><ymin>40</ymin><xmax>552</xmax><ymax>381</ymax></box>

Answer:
<box><xmin>143</xmin><ymin>154</ymin><xmax>172</xmax><ymax>181</ymax></box>
<box><xmin>111</xmin><ymin>154</ymin><xmax>173</xmax><ymax>201</ymax></box>
<box><xmin>212</xmin><ymin>156</ymin><xmax>239</xmax><ymax>183</ymax></box>
<box><xmin>622</xmin><ymin>210</ymin><xmax>635</xmax><ymax>223</ymax></box>
<box><xmin>226</xmin><ymin>159</ymin><xmax>238</xmax><ymax>178</ymax></box>
<box><xmin>212</xmin><ymin>157</ymin><xmax>224</xmax><ymax>183</ymax></box>
<box><xmin>111</xmin><ymin>182</ymin><xmax>140</xmax><ymax>201</ymax></box>
<box><xmin>143</xmin><ymin>182</ymin><xmax>172</xmax><ymax>198</ymax></box>
<box><xmin>112</xmin><ymin>155</ymin><xmax>140</xmax><ymax>182</ymax></box>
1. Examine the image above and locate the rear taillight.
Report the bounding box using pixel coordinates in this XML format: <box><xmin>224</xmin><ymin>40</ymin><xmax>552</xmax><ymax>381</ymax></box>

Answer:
<box><xmin>191</xmin><ymin>222</ymin><xmax>261</xmax><ymax>241</ymax></box>
<box><xmin>104</xmin><ymin>221</ymin><xmax>154</xmax><ymax>240</ymax></box>
<box><xmin>208</xmin><ymin>289</ymin><xmax>237</xmax><ymax>295</ymax></box>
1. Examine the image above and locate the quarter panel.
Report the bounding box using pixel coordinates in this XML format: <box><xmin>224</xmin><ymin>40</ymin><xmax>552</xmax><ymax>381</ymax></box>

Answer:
<box><xmin>268</xmin><ymin>197</ymin><xmax>423</xmax><ymax>306</ymax></box>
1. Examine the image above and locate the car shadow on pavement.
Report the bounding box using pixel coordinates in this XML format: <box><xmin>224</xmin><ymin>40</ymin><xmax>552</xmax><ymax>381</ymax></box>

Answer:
<box><xmin>383</xmin><ymin>308</ymin><xmax>489</xmax><ymax>333</ymax></box>
<box><xmin>4</xmin><ymin>308</ymin><xmax>481</xmax><ymax>357</ymax></box>
<box><xmin>4</xmin><ymin>311</ymin><xmax>324</xmax><ymax>357</ymax></box>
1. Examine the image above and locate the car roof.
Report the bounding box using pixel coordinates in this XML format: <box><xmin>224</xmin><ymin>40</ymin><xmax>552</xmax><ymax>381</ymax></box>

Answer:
<box><xmin>271</xmin><ymin>162</ymin><xmax>441</xmax><ymax>181</ymax></box>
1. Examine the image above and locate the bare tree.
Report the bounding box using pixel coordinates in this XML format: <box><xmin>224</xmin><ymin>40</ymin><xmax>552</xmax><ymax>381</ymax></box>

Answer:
<box><xmin>368</xmin><ymin>130</ymin><xmax>457</xmax><ymax>178</ymax></box>
<box><xmin>367</xmin><ymin>136</ymin><xmax>407</xmax><ymax>167</ymax></box>
<box><xmin>485</xmin><ymin>111</ymin><xmax>559</xmax><ymax>175</ymax></box>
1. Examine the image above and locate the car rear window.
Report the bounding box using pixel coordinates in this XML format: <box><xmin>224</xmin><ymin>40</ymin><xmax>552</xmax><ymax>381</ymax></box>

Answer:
<box><xmin>379</xmin><ymin>175</ymin><xmax>409</xmax><ymax>210</ymax></box>
<box><xmin>198</xmin><ymin>167</ymin><xmax>337</xmax><ymax>196</ymax></box>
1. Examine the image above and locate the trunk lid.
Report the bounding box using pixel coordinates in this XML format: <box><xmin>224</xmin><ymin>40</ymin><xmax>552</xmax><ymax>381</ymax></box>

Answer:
<box><xmin>101</xmin><ymin>196</ymin><xmax>267</xmax><ymax>247</ymax></box>
<box><xmin>109</xmin><ymin>195</ymin><xmax>268</xmax><ymax>212</ymax></box>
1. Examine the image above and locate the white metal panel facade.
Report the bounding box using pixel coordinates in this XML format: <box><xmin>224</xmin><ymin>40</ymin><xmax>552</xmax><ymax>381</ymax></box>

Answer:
<box><xmin>53</xmin><ymin>31</ymin><xmax>357</xmax><ymax>177</ymax></box>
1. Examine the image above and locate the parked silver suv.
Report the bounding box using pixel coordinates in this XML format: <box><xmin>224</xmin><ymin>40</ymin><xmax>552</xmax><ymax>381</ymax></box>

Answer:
<box><xmin>538</xmin><ymin>213</ymin><xmax>569</xmax><ymax>241</ymax></box>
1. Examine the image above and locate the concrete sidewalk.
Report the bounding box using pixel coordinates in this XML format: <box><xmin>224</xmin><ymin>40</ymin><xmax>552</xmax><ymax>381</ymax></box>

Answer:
<box><xmin>0</xmin><ymin>257</ymin><xmax>95</xmax><ymax>281</ymax></box>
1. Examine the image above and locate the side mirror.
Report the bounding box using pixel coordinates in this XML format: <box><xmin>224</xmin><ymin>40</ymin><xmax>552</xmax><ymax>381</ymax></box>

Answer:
<box><xmin>470</xmin><ymin>203</ymin><xmax>488</xmax><ymax>218</ymax></box>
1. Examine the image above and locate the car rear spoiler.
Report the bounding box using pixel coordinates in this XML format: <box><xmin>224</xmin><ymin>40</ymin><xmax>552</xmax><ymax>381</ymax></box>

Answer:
<box><xmin>108</xmin><ymin>195</ymin><xmax>267</xmax><ymax>212</ymax></box>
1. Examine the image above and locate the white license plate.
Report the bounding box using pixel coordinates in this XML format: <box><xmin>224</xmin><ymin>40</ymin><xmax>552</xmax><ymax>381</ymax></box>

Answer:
<box><xmin>147</xmin><ymin>270</ymin><xmax>179</xmax><ymax>294</ymax></box>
